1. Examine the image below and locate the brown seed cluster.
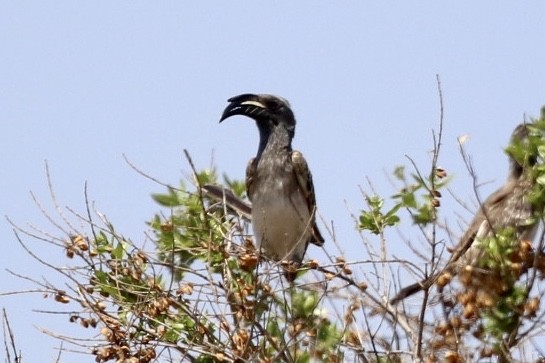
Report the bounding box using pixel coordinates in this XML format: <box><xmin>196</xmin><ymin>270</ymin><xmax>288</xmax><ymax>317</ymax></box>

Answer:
<box><xmin>65</xmin><ymin>234</ymin><xmax>90</xmax><ymax>258</ymax></box>
<box><xmin>60</xmin><ymin>234</ymin><xmax>169</xmax><ymax>362</ymax></box>
<box><xmin>335</xmin><ymin>256</ymin><xmax>353</xmax><ymax>276</ymax></box>
<box><xmin>426</xmin><ymin>234</ymin><xmax>545</xmax><ymax>360</ymax></box>
<box><xmin>239</xmin><ymin>252</ymin><xmax>259</xmax><ymax>272</ymax></box>
<box><xmin>430</xmin><ymin>168</ymin><xmax>447</xmax><ymax>208</ymax></box>
<box><xmin>454</xmin><ymin>237</ymin><xmax>544</xmax><ymax>306</ymax></box>
<box><xmin>430</xmin><ymin>316</ymin><xmax>469</xmax><ymax>353</ymax></box>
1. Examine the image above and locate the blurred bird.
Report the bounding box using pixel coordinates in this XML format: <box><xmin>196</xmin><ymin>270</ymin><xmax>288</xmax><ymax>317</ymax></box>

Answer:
<box><xmin>391</xmin><ymin>123</ymin><xmax>539</xmax><ymax>304</ymax></box>
<box><xmin>220</xmin><ymin>93</ymin><xmax>324</xmax><ymax>281</ymax></box>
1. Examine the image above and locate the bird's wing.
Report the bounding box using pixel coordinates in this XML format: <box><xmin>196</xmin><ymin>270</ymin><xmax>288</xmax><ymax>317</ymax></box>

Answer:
<box><xmin>291</xmin><ymin>150</ymin><xmax>325</xmax><ymax>246</ymax></box>
<box><xmin>450</xmin><ymin>183</ymin><xmax>515</xmax><ymax>267</ymax></box>
<box><xmin>245</xmin><ymin>157</ymin><xmax>257</xmax><ymax>202</ymax></box>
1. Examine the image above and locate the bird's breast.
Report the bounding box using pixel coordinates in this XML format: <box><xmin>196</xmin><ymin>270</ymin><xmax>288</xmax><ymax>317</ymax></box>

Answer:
<box><xmin>251</xmin><ymin>175</ymin><xmax>312</xmax><ymax>264</ymax></box>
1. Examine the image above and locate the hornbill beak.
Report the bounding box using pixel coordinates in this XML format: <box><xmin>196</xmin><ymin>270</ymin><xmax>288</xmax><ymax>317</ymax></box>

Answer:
<box><xmin>219</xmin><ymin>94</ymin><xmax>267</xmax><ymax>122</ymax></box>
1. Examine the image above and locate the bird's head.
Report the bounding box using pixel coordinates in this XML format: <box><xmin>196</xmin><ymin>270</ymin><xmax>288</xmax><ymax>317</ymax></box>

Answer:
<box><xmin>220</xmin><ymin>94</ymin><xmax>296</xmax><ymax>137</ymax></box>
<box><xmin>506</xmin><ymin>123</ymin><xmax>539</xmax><ymax>176</ymax></box>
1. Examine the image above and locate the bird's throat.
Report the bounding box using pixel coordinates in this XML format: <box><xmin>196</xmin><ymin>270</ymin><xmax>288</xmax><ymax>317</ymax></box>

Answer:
<box><xmin>256</xmin><ymin>125</ymin><xmax>293</xmax><ymax>162</ymax></box>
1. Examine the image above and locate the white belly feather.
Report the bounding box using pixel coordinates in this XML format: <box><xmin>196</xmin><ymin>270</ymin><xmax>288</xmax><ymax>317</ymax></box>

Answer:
<box><xmin>252</xmin><ymin>189</ymin><xmax>311</xmax><ymax>263</ymax></box>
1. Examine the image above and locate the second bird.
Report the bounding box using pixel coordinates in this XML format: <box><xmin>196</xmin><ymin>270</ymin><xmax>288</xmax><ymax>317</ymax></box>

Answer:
<box><xmin>220</xmin><ymin>94</ymin><xmax>324</xmax><ymax>281</ymax></box>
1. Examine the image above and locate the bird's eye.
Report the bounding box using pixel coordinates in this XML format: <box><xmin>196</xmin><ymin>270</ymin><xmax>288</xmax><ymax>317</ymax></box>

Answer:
<box><xmin>266</xmin><ymin>99</ymin><xmax>281</xmax><ymax>111</ymax></box>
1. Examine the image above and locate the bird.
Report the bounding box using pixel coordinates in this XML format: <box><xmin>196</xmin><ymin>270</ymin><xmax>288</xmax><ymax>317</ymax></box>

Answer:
<box><xmin>391</xmin><ymin>123</ymin><xmax>539</xmax><ymax>304</ymax></box>
<box><xmin>220</xmin><ymin>93</ymin><xmax>324</xmax><ymax>280</ymax></box>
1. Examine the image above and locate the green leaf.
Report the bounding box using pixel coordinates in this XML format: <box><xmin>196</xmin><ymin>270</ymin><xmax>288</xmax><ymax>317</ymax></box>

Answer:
<box><xmin>401</xmin><ymin>192</ymin><xmax>417</xmax><ymax>208</ymax></box>
<box><xmin>412</xmin><ymin>204</ymin><xmax>433</xmax><ymax>225</ymax></box>
<box><xmin>94</xmin><ymin>270</ymin><xmax>109</xmax><ymax>284</ymax></box>
<box><xmin>384</xmin><ymin>214</ymin><xmax>400</xmax><ymax>226</ymax></box>
<box><xmin>365</xmin><ymin>195</ymin><xmax>384</xmax><ymax>209</ymax></box>
<box><xmin>393</xmin><ymin>165</ymin><xmax>405</xmax><ymax>181</ymax></box>
<box><xmin>151</xmin><ymin>190</ymin><xmax>180</xmax><ymax>207</ymax></box>
<box><xmin>536</xmin><ymin>174</ymin><xmax>545</xmax><ymax>186</ymax></box>
<box><xmin>538</xmin><ymin>145</ymin><xmax>545</xmax><ymax>159</ymax></box>
<box><xmin>112</xmin><ymin>240</ymin><xmax>127</xmax><ymax>260</ymax></box>
<box><xmin>295</xmin><ymin>353</ymin><xmax>310</xmax><ymax>363</ymax></box>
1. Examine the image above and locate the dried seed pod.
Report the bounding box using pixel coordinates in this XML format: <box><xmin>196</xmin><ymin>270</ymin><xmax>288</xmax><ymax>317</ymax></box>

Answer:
<box><xmin>436</xmin><ymin>272</ymin><xmax>452</xmax><ymax>288</ymax></box>
<box><xmin>54</xmin><ymin>292</ymin><xmax>70</xmax><ymax>304</ymax></box>
<box><xmin>524</xmin><ymin>297</ymin><xmax>540</xmax><ymax>317</ymax></box>
<box><xmin>307</xmin><ymin>259</ymin><xmax>319</xmax><ymax>269</ymax></box>
<box><xmin>435</xmin><ymin>167</ymin><xmax>447</xmax><ymax>178</ymax></box>
<box><xmin>444</xmin><ymin>351</ymin><xmax>462</xmax><ymax>363</ymax></box>
<box><xmin>463</xmin><ymin>303</ymin><xmax>477</xmax><ymax>319</ymax></box>
<box><xmin>239</xmin><ymin>253</ymin><xmax>258</xmax><ymax>271</ymax></box>
<box><xmin>450</xmin><ymin>316</ymin><xmax>462</xmax><ymax>329</ymax></box>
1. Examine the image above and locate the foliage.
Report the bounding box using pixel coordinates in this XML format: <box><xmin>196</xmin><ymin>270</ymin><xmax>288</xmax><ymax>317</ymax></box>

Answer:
<box><xmin>4</xmin><ymin>108</ymin><xmax>545</xmax><ymax>362</ymax></box>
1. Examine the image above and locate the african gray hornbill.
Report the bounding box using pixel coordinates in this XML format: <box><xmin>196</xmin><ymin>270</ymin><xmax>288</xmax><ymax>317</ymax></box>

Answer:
<box><xmin>391</xmin><ymin>123</ymin><xmax>540</xmax><ymax>304</ymax></box>
<box><xmin>220</xmin><ymin>93</ymin><xmax>324</xmax><ymax>280</ymax></box>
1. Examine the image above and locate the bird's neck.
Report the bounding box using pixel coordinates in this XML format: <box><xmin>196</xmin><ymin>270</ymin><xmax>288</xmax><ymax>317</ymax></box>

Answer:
<box><xmin>256</xmin><ymin>126</ymin><xmax>293</xmax><ymax>161</ymax></box>
<box><xmin>507</xmin><ymin>159</ymin><xmax>528</xmax><ymax>183</ymax></box>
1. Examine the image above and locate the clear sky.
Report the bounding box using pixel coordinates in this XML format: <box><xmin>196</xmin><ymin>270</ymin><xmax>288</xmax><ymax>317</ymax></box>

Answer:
<box><xmin>2</xmin><ymin>2</ymin><xmax>545</xmax><ymax>361</ymax></box>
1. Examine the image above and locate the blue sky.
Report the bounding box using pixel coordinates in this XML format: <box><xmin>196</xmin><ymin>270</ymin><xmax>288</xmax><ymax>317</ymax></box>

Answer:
<box><xmin>2</xmin><ymin>2</ymin><xmax>545</xmax><ymax>361</ymax></box>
